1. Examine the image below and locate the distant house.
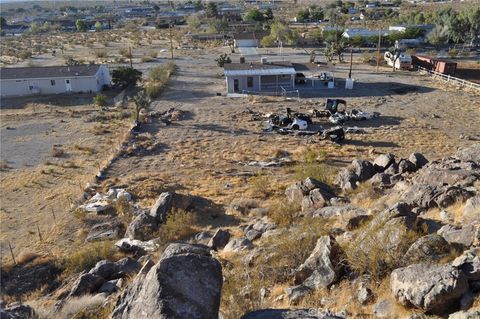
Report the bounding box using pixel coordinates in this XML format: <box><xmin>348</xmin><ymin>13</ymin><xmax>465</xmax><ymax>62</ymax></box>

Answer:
<box><xmin>233</xmin><ymin>33</ymin><xmax>260</xmax><ymax>48</ymax></box>
<box><xmin>217</xmin><ymin>6</ymin><xmax>243</xmax><ymax>22</ymax></box>
<box><xmin>224</xmin><ymin>59</ymin><xmax>296</xmax><ymax>93</ymax></box>
<box><xmin>0</xmin><ymin>64</ymin><xmax>111</xmax><ymax>98</ymax></box>
<box><xmin>342</xmin><ymin>28</ymin><xmax>389</xmax><ymax>39</ymax></box>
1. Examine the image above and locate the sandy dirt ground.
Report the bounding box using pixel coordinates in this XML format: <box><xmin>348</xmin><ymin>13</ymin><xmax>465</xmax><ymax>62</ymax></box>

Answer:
<box><xmin>1</xmin><ymin>44</ymin><xmax>479</xmax><ymax>263</ymax></box>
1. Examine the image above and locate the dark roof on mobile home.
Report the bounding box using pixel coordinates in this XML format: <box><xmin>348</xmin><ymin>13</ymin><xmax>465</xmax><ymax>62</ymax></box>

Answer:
<box><xmin>0</xmin><ymin>65</ymin><xmax>102</xmax><ymax>80</ymax></box>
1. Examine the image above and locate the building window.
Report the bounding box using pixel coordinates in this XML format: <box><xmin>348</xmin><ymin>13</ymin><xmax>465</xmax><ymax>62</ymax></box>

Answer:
<box><xmin>247</xmin><ymin>77</ymin><xmax>253</xmax><ymax>88</ymax></box>
<box><xmin>51</xmin><ymin>80</ymin><xmax>56</xmax><ymax>86</ymax></box>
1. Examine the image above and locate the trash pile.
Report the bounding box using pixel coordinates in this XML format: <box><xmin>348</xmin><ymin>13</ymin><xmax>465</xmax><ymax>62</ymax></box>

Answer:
<box><xmin>78</xmin><ymin>188</ymin><xmax>132</xmax><ymax>214</ymax></box>
<box><xmin>147</xmin><ymin>108</ymin><xmax>186</xmax><ymax>125</ymax></box>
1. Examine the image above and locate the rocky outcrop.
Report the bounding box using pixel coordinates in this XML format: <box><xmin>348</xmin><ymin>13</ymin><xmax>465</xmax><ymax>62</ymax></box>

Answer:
<box><xmin>0</xmin><ymin>302</ymin><xmax>36</xmax><ymax>319</ymax></box>
<box><xmin>86</xmin><ymin>221</ymin><xmax>124</xmax><ymax>242</ymax></box>
<box><xmin>373</xmin><ymin>153</ymin><xmax>395</xmax><ymax>172</ymax></box>
<box><xmin>437</xmin><ymin>224</ymin><xmax>478</xmax><ymax>249</ymax></box>
<box><xmin>390</xmin><ymin>263</ymin><xmax>469</xmax><ymax>314</ymax></box>
<box><xmin>463</xmin><ymin>196</ymin><xmax>480</xmax><ymax>224</ymax></box>
<box><xmin>149</xmin><ymin>192</ymin><xmax>193</xmax><ymax>223</ymax></box>
<box><xmin>208</xmin><ymin>229</ymin><xmax>231</xmax><ymax>250</ymax></box>
<box><xmin>294</xmin><ymin>236</ymin><xmax>345</xmax><ymax>290</ymax></box>
<box><xmin>241</xmin><ymin>309</ymin><xmax>345</xmax><ymax>319</ymax></box>
<box><xmin>285</xmin><ymin>177</ymin><xmax>335</xmax><ymax>212</ymax></box>
<box><xmin>125</xmin><ymin>212</ymin><xmax>158</xmax><ymax>241</ymax></box>
<box><xmin>408</xmin><ymin>152</ymin><xmax>429</xmax><ymax>169</ymax></box>
<box><xmin>69</xmin><ymin>273</ymin><xmax>105</xmax><ymax>297</ymax></box>
<box><xmin>223</xmin><ymin>237</ymin><xmax>254</xmax><ymax>252</ymax></box>
<box><xmin>403</xmin><ymin>234</ymin><xmax>451</xmax><ymax>264</ymax></box>
<box><xmin>111</xmin><ymin>243</ymin><xmax>222</xmax><ymax>319</ymax></box>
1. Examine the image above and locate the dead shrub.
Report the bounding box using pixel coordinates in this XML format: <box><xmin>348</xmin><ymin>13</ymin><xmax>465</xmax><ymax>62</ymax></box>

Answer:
<box><xmin>93</xmin><ymin>49</ymin><xmax>107</xmax><ymax>58</ymax></box>
<box><xmin>60</xmin><ymin>241</ymin><xmax>118</xmax><ymax>274</ymax></box>
<box><xmin>55</xmin><ymin>294</ymin><xmax>110</xmax><ymax>319</ymax></box>
<box><xmin>293</xmin><ymin>148</ymin><xmax>336</xmax><ymax>185</ymax></box>
<box><xmin>160</xmin><ymin>209</ymin><xmax>198</xmax><ymax>241</ymax></box>
<box><xmin>51</xmin><ymin>146</ymin><xmax>65</xmax><ymax>158</ymax></box>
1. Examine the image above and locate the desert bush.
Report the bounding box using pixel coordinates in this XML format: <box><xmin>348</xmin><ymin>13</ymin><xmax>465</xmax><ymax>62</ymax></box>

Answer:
<box><xmin>141</xmin><ymin>56</ymin><xmax>155</xmax><ymax>63</ymax></box>
<box><xmin>60</xmin><ymin>241</ymin><xmax>117</xmax><ymax>274</ymax></box>
<box><xmin>161</xmin><ymin>209</ymin><xmax>198</xmax><ymax>241</ymax></box>
<box><xmin>448</xmin><ymin>48</ymin><xmax>458</xmax><ymax>58</ymax></box>
<box><xmin>248</xmin><ymin>174</ymin><xmax>271</xmax><ymax>198</ymax></box>
<box><xmin>93</xmin><ymin>93</ymin><xmax>107</xmax><ymax>107</ymax></box>
<box><xmin>293</xmin><ymin>148</ymin><xmax>336</xmax><ymax>184</ymax></box>
<box><xmin>148</xmin><ymin>50</ymin><xmax>158</xmax><ymax>58</ymax></box>
<box><xmin>267</xmin><ymin>198</ymin><xmax>301</xmax><ymax>226</ymax></box>
<box><xmin>145</xmin><ymin>62</ymin><xmax>176</xmax><ymax>98</ymax></box>
<box><xmin>51</xmin><ymin>146</ymin><xmax>65</xmax><ymax>157</ymax></box>
<box><xmin>344</xmin><ymin>222</ymin><xmax>421</xmax><ymax>280</ymax></box>
<box><xmin>118</xmin><ymin>48</ymin><xmax>132</xmax><ymax>58</ymax></box>
<box><xmin>18</xmin><ymin>50</ymin><xmax>32</xmax><ymax>60</ymax></box>
<box><xmin>361</xmin><ymin>51</ymin><xmax>375</xmax><ymax>64</ymax></box>
<box><xmin>93</xmin><ymin>49</ymin><xmax>107</xmax><ymax>58</ymax></box>
<box><xmin>55</xmin><ymin>294</ymin><xmax>110</xmax><ymax>319</ymax></box>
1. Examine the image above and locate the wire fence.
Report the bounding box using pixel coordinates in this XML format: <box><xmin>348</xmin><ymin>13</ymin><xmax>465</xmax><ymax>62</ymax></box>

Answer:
<box><xmin>416</xmin><ymin>66</ymin><xmax>480</xmax><ymax>92</ymax></box>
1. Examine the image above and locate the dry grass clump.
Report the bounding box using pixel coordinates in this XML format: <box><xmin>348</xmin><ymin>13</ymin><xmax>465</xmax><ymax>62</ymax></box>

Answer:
<box><xmin>267</xmin><ymin>198</ymin><xmax>301</xmax><ymax>227</ymax></box>
<box><xmin>293</xmin><ymin>148</ymin><xmax>337</xmax><ymax>185</ymax></box>
<box><xmin>160</xmin><ymin>209</ymin><xmax>198</xmax><ymax>241</ymax></box>
<box><xmin>349</xmin><ymin>183</ymin><xmax>385</xmax><ymax>210</ymax></box>
<box><xmin>54</xmin><ymin>294</ymin><xmax>112</xmax><ymax>319</ymax></box>
<box><xmin>51</xmin><ymin>145</ymin><xmax>65</xmax><ymax>158</ymax></box>
<box><xmin>343</xmin><ymin>222</ymin><xmax>421</xmax><ymax>281</ymax></box>
<box><xmin>59</xmin><ymin>241</ymin><xmax>118</xmax><ymax>275</ymax></box>
<box><xmin>248</xmin><ymin>174</ymin><xmax>271</xmax><ymax>198</ymax></box>
<box><xmin>145</xmin><ymin>62</ymin><xmax>176</xmax><ymax>98</ymax></box>
<box><xmin>16</xmin><ymin>251</ymin><xmax>41</xmax><ymax>265</ymax></box>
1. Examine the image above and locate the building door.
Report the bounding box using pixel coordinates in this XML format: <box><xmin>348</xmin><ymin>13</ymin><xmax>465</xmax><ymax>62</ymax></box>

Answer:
<box><xmin>65</xmin><ymin>79</ymin><xmax>72</xmax><ymax>92</ymax></box>
<box><xmin>233</xmin><ymin>79</ymin><xmax>239</xmax><ymax>92</ymax></box>
<box><xmin>29</xmin><ymin>80</ymin><xmax>40</xmax><ymax>94</ymax></box>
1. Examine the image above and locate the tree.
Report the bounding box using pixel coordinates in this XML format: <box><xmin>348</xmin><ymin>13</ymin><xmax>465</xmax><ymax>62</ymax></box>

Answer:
<box><xmin>310</xmin><ymin>6</ymin><xmax>324</xmax><ymax>21</ymax></box>
<box><xmin>153</xmin><ymin>5</ymin><xmax>160</xmax><ymax>12</ymax></box>
<box><xmin>349</xmin><ymin>35</ymin><xmax>364</xmax><ymax>47</ymax></box>
<box><xmin>187</xmin><ymin>14</ymin><xmax>201</xmax><ymax>30</ymax></box>
<box><xmin>309</xmin><ymin>28</ymin><xmax>323</xmax><ymax>45</ymax></box>
<box><xmin>112</xmin><ymin>67</ymin><xmax>142</xmax><ymax>88</ymax></box>
<box><xmin>387</xmin><ymin>47</ymin><xmax>401</xmax><ymax>71</ymax></box>
<box><xmin>0</xmin><ymin>17</ymin><xmax>7</xmax><ymax>27</ymax></box>
<box><xmin>194</xmin><ymin>0</ymin><xmax>203</xmax><ymax>10</ymax></box>
<box><xmin>208</xmin><ymin>18</ymin><xmax>228</xmax><ymax>34</ymax></box>
<box><xmin>244</xmin><ymin>8</ymin><xmax>264</xmax><ymax>23</ymax></box>
<box><xmin>206</xmin><ymin>2</ymin><xmax>217</xmax><ymax>18</ymax></box>
<box><xmin>133</xmin><ymin>91</ymin><xmax>150</xmax><ymax>124</ymax></box>
<box><xmin>215</xmin><ymin>53</ymin><xmax>232</xmax><ymax>67</ymax></box>
<box><xmin>95</xmin><ymin>21</ymin><xmax>103</xmax><ymax>32</ymax></box>
<box><xmin>76</xmin><ymin>19</ymin><xmax>87</xmax><ymax>32</ymax></box>
<box><xmin>296</xmin><ymin>8</ymin><xmax>310</xmax><ymax>23</ymax></box>
<box><xmin>261</xmin><ymin>21</ymin><xmax>299</xmax><ymax>47</ymax></box>
<box><xmin>265</xmin><ymin>8</ymin><xmax>274</xmax><ymax>21</ymax></box>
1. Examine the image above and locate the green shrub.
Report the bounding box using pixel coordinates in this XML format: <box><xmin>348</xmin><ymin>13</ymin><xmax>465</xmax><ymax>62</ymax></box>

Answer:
<box><xmin>248</xmin><ymin>174</ymin><xmax>271</xmax><ymax>198</ymax></box>
<box><xmin>293</xmin><ymin>148</ymin><xmax>336</xmax><ymax>184</ymax></box>
<box><xmin>267</xmin><ymin>198</ymin><xmax>301</xmax><ymax>226</ymax></box>
<box><xmin>94</xmin><ymin>50</ymin><xmax>107</xmax><ymax>58</ymax></box>
<box><xmin>161</xmin><ymin>209</ymin><xmax>197</xmax><ymax>241</ymax></box>
<box><xmin>93</xmin><ymin>93</ymin><xmax>107</xmax><ymax>107</ymax></box>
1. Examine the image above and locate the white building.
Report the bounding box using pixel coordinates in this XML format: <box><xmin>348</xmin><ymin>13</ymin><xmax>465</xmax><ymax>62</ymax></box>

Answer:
<box><xmin>0</xmin><ymin>64</ymin><xmax>111</xmax><ymax>97</ymax></box>
<box><xmin>233</xmin><ymin>33</ymin><xmax>259</xmax><ymax>48</ymax></box>
<box><xmin>342</xmin><ymin>28</ymin><xmax>389</xmax><ymax>39</ymax></box>
<box><xmin>224</xmin><ymin>59</ymin><xmax>296</xmax><ymax>94</ymax></box>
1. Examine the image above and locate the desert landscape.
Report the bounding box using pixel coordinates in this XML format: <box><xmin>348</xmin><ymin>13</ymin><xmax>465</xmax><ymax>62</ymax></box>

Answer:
<box><xmin>1</xmin><ymin>1</ymin><xmax>479</xmax><ymax>319</ymax></box>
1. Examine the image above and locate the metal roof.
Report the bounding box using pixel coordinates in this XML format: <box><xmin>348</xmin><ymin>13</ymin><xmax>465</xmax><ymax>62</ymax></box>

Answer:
<box><xmin>0</xmin><ymin>65</ymin><xmax>102</xmax><ymax>80</ymax></box>
<box><xmin>224</xmin><ymin>68</ymin><xmax>296</xmax><ymax>76</ymax></box>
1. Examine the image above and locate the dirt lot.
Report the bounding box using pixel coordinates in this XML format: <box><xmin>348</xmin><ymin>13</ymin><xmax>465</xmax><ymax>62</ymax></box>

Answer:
<box><xmin>1</xmin><ymin>43</ymin><xmax>479</xmax><ymax>264</ymax></box>
<box><xmin>0</xmin><ymin>95</ymin><xmax>131</xmax><ymax>262</ymax></box>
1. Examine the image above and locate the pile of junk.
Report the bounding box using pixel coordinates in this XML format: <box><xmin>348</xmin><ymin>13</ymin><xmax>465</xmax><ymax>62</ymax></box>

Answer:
<box><xmin>261</xmin><ymin>99</ymin><xmax>380</xmax><ymax>143</ymax></box>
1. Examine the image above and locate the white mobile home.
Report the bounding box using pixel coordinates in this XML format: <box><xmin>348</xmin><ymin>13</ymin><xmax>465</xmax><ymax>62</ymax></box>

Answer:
<box><xmin>224</xmin><ymin>60</ymin><xmax>296</xmax><ymax>94</ymax></box>
<box><xmin>233</xmin><ymin>33</ymin><xmax>260</xmax><ymax>48</ymax></box>
<box><xmin>0</xmin><ymin>64</ymin><xmax>111</xmax><ymax>98</ymax></box>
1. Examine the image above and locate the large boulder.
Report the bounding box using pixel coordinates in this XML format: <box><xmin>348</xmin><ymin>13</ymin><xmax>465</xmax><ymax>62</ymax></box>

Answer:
<box><xmin>69</xmin><ymin>273</ymin><xmax>105</xmax><ymax>297</ymax></box>
<box><xmin>390</xmin><ymin>263</ymin><xmax>469</xmax><ymax>314</ymax></box>
<box><xmin>437</xmin><ymin>224</ymin><xmax>478</xmax><ymax>249</ymax></box>
<box><xmin>294</xmin><ymin>236</ymin><xmax>345</xmax><ymax>289</ymax></box>
<box><xmin>111</xmin><ymin>243</ymin><xmax>222</xmax><ymax>319</ymax></box>
<box><xmin>448</xmin><ymin>310</ymin><xmax>480</xmax><ymax>319</ymax></box>
<box><xmin>241</xmin><ymin>309</ymin><xmax>344</xmax><ymax>319</ymax></box>
<box><xmin>412</xmin><ymin>161</ymin><xmax>479</xmax><ymax>188</ymax></box>
<box><xmin>125</xmin><ymin>212</ymin><xmax>158</xmax><ymax>241</ymax></box>
<box><xmin>334</xmin><ymin>169</ymin><xmax>359</xmax><ymax>191</ymax></box>
<box><xmin>285</xmin><ymin>178</ymin><xmax>327</xmax><ymax>204</ymax></box>
<box><xmin>208</xmin><ymin>229</ymin><xmax>231</xmax><ymax>250</ymax></box>
<box><xmin>351</xmin><ymin>159</ymin><xmax>376</xmax><ymax>181</ymax></box>
<box><xmin>86</xmin><ymin>221</ymin><xmax>124</xmax><ymax>242</ymax></box>
<box><xmin>434</xmin><ymin>187</ymin><xmax>474</xmax><ymax>209</ymax></box>
<box><xmin>408</xmin><ymin>152</ymin><xmax>429</xmax><ymax>170</ymax></box>
<box><xmin>1</xmin><ymin>303</ymin><xmax>36</xmax><ymax>319</ymax></box>
<box><xmin>149</xmin><ymin>192</ymin><xmax>193</xmax><ymax>223</ymax></box>
<box><xmin>452</xmin><ymin>250</ymin><xmax>480</xmax><ymax>281</ymax></box>
<box><xmin>223</xmin><ymin>238</ymin><xmax>254</xmax><ymax>252</ymax></box>
<box><xmin>399</xmin><ymin>184</ymin><xmax>440</xmax><ymax>209</ymax></box>
<box><xmin>463</xmin><ymin>196</ymin><xmax>480</xmax><ymax>224</ymax></box>
<box><xmin>454</xmin><ymin>144</ymin><xmax>480</xmax><ymax>164</ymax></box>
<box><xmin>403</xmin><ymin>234</ymin><xmax>451</xmax><ymax>264</ymax></box>
<box><xmin>397</xmin><ymin>159</ymin><xmax>416</xmax><ymax>174</ymax></box>
<box><xmin>373</xmin><ymin>153</ymin><xmax>395</xmax><ymax>172</ymax></box>
<box><xmin>301</xmin><ymin>188</ymin><xmax>335</xmax><ymax>212</ymax></box>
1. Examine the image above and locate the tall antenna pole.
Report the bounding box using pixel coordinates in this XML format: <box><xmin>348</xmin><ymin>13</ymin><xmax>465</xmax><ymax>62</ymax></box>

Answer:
<box><xmin>169</xmin><ymin>23</ymin><xmax>174</xmax><ymax>61</ymax></box>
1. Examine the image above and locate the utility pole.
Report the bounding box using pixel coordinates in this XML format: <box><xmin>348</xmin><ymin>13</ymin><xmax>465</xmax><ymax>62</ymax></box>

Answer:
<box><xmin>376</xmin><ymin>30</ymin><xmax>381</xmax><ymax>73</ymax></box>
<box><xmin>129</xmin><ymin>46</ymin><xmax>133</xmax><ymax>68</ymax></box>
<box><xmin>348</xmin><ymin>48</ymin><xmax>353</xmax><ymax>79</ymax></box>
<box><xmin>169</xmin><ymin>23</ymin><xmax>174</xmax><ymax>61</ymax></box>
